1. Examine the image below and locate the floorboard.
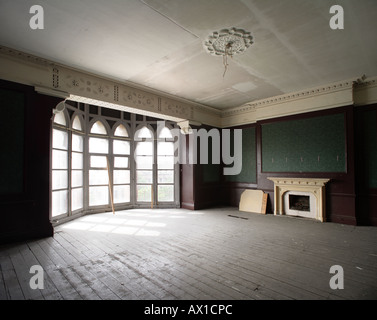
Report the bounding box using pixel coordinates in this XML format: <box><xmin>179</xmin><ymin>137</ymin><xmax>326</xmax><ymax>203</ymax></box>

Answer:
<box><xmin>1</xmin><ymin>207</ymin><xmax>376</xmax><ymax>300</ymax></box>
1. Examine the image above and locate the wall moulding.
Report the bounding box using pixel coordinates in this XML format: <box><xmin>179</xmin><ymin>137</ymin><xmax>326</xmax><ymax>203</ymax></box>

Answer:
<box><xmin>0</xmin><ymin>45</ymin><xmax>218</xmax><ymax>126</ymax></box>
<box><xmin>221</xmin><ymin>80</ymin><xmax>355</xmax><ymax>127</ymax></box>
<box><xmin>354</xmin><ymin>78</ymin><xmax>377</xmax><ymax>106</ymax></box>
<box><xmin>2</xmin><ymin>45</ymin><xmax>377</xmax><ymax>129</ymax></box>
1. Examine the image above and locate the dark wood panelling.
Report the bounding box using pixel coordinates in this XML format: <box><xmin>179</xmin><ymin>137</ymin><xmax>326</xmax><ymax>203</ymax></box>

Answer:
<box><xmin>256</xmin><ymin>106</ymin><xmax>356</xmax><ymax>224</ymax></box>
<box><xmin>354</xmin><ymin>104</ymin><xmax>377</xmax><ymax>226</ymax></box>
<box><xmin>0</xmin><ymin>80</ymin><xmax>58</xmax><ymax>243</ymax></box>
<box><xmin>218</xmin><ymin>106</ymin><xmax>359</xmax><ymax>225</ymax></box>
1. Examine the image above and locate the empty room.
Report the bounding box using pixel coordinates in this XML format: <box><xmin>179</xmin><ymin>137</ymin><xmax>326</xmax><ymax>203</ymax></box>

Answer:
<box><xmin>0</xmin><ymin>0</ymin><xmax>377</xmax><ymax>304</ymax></box>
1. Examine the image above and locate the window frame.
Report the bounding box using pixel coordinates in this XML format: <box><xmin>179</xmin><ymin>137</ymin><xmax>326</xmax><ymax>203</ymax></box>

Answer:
<box><xmin>50</xmin><ymin>105</ymin><xmax>180</xmax><ymax>224</ymax></box>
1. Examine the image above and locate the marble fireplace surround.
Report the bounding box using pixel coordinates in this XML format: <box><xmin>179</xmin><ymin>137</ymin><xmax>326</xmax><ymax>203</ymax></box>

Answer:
<box><xmin>268</xmin><ymin>177</ymin><xmax>330</xmax><ymax>222</ymax></box>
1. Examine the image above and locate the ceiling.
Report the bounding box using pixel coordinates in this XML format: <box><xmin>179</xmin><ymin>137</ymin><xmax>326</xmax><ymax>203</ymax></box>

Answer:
<box><xmin>0</xmin><ymin>0</ymin><xmax>377</xmax><ymax>110</ymax></box>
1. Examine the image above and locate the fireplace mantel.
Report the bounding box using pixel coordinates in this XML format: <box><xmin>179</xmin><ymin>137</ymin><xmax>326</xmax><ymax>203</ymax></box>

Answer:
<box><xmin>268</xmin><ymin>177</ymin><xmax>330</xmax><ymax>222</ymax></box>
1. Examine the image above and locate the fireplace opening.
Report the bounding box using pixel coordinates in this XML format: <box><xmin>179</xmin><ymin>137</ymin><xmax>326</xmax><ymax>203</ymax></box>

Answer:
<box><xmin>289</xmin><ymin>195</ymin><xmax>310</xmax><ymax>212</ymax></box>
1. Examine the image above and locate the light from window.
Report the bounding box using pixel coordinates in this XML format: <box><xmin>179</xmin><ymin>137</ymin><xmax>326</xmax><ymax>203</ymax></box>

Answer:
<box><xmin>135</xmin><ymin>126</ymin><xmax>153</xmax><ymax>139</ymax></box>
<box><xmin>72</xmin><ymin>116</ymin><xmax>82</xmax><ymax>131</ymax></box>
<box><xmin>89</xmin><ymin>186</ymin><xmax>109</xmax><ymax>206</ymax></box>
<box><xmin>113</xmin><ymin>140</ymin><xmax>130</xmax><ymax>155</ymax></box>
<box><xmin>137</xmin><ymin>185</ymin><xmax>152</xmax><ymax>202</ymax></box>
<box><xmin>72</xmin><ymin>134</ymin><xmax>84</xmax><ymax>152</ymax></box>
<box><xmin>53</xmin><ymin>112</ymin><xmax>66</xmax><ymax>126</ymax></box>
<box><xmin>91</xmin><ymin>121</ymin><xmax>107</xmax><ymax>135</ymax></box>
<box><xmin>114</xmin><ymin>124</ymin><xmax>129</xmax><ymax>137</ymax></box>
<box><xmin>89</xmin><ymin>137</ymin><xmax>109</xmax><ymax>154</ymax></box>
<box><xmin>90</xmin><ymin>155</ymin><xmax>107</xmax><ymax>168</ymax></box>
<box><xmin>159</xmin><ymin>127</ymin><xmax>173</xmax><ymax>139</ymax></box>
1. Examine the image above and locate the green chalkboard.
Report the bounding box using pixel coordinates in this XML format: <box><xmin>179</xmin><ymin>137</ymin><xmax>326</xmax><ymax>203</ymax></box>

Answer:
<box><xmin>261</xmin><ymin>113</ymin><xmax>346</xmax><ymax>173</ymax></box>
<box><xmin>359</xmin><ymin>110</ymin><xmax>377</xmax><ymax>188</ymax></box>
<box><xmin>225</xmin><ymin>127</ymin><xmax>256</xmax><ymax>183</ymax></box>
<box><xmin>0</xmin><ymin>88</ymin><xmax>25</xmax><ymax>194</ymax></box>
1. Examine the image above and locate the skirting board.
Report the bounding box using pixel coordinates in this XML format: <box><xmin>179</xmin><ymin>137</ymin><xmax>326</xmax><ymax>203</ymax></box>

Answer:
<box><xmin>239</xmin><ymin>190</ymin><xmax>267</xmax><ymax>214</ymax></box>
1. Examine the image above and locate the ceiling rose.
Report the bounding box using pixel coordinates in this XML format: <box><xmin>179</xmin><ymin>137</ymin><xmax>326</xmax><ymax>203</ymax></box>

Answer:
<box><xmin>204</xmin><ymin>28</ymin><xmax>253</xmax><ymax>77</ymax></box>
<box><xmin>204</xmin><ymin>27</ymin><xmax>253</xmax><ymax>56</ymax></box>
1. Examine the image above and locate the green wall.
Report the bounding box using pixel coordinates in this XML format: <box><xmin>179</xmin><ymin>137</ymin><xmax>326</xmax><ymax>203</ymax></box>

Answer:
<box><xmin>225</xmin><ymin>127</ymin><xmax>256</xmax><ymax>183</ymax></box>
<box><xmin>261</xmin><ymin>113</ymin><xmax>346</xmax><ymax>173</ymax></box>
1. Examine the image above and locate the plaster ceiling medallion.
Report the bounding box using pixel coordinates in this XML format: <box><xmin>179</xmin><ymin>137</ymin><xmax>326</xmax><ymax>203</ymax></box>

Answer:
<box><xmin>204</xmin><ymin>28</ymin><xmax>253</xmax><ymax>56</ymax></box>
<box><xmin>204</xmin><ymin>27</ymin><xmax>253</xmax><ymax>78</ymax></box>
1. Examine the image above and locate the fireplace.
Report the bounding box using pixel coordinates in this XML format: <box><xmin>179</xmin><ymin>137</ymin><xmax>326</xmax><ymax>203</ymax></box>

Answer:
<box><xmin>268</xmin><ymin>178</ymin><xmax>330</xmax><ymax>222</ymax></box>
<box><xmin>284</xmin><ymin>191</ymin><xmax>317</xmax><ymax>219</ymax></box>
<box><xmin>289</xmin><ymin>195</ymin><xmax>310</xmax><ymax>212</ymax></box>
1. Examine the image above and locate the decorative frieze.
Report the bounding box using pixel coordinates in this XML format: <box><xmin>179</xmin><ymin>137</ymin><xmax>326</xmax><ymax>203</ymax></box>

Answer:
<box><xmin>1</xmin><ymin>45</ymin><xmax>377</xmax><ymax>129</ymax></box>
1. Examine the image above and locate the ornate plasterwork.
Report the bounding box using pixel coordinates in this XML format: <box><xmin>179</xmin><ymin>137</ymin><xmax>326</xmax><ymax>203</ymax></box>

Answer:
<box><xmin>0</xmin><ymin>45</ymin><xmax>210</xmax><ymax>124</ymax></box>
<box><xmin>204</xmin><ymin>28</ymin><xmax>253</xmax><ymax>56</ymax></box>
<box><xmin>222</xmin><ymin>80</ymin><xmax>355</xmax><ymax>117</ymax></box>
<box><xmin>2</xmin><ymin>45</ymin><xmax>377</xmax><ymax>129</ymax></box>
<box><xmin>0</xmin><ymin>46</ymin><xmax>51</xmax><ymax>67</ymax></box>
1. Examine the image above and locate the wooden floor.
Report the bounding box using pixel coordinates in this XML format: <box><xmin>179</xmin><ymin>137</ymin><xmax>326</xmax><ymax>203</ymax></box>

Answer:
<box><xmin>1</xmin><ymin>207</ymin><xmax>377</xmax><ymax>300</ymax></box>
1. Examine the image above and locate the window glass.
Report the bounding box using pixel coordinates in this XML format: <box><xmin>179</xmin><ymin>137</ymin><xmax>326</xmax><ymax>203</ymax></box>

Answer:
<box><xmin>72</xmin><ymin>188</ymin><xmax>83</xmax><ymax>211</ymax></box>
<box><xmin>53</xmin><ymin>112</ymin><xmax>66</xmax><ymax>126</ymax></box>
<box><xmin>52</xmin><ymin>150</ymin><xmax>68</xmax><ymax>169</ymax></box>
<box><xmin>114</xmin><ymin>170</ymin><xmax>130</xmax><ymax>184</ymax></box>
<box><xmin>114</xmin><ymin>140</ymin><xmax>130</xmax><ymax>155</ymax></box>
<box><xmin>52</xmin><ymin>171</ymin><xmax>68</xmax><ymax>189</ymax></box>
<box><xmin>114</xmin><ymin>185</ymin><xmax>130</xmax><ymax>203</ymax></box>
<box><xmin>89</xmin><ymin>170</ymin><xmax>109</xmax><ymax>185</ymax></box>
<box><xmin>72</xmin><ymin>116</ymin><xmax>82</xmax><ymax>131</ymax></box>
<box><xmin>137</xmin><ymin>171</ymin><xmax>153</xmax><ymax>184</ymax></box>
<box><xmin>71</xmin><ymin>171</ymin><xmax>83</xmax><ymax>188</ymax></box>
<box><xmin>135</xmin><ymin>126</ymin><xmax>153</xmax><ymax>139</ymax></box>
<box><xmin>52</xmin><ymin>190</ymin><xmax>68</xmax><ymax>217</ymax></box>
<box><xmin>157</xmin><ymin>156</ymin><xmax>174</xmax><ymax>169</ymax></box>
<box><xmin>53</xmin><ymin>129</ymin><xmax>68</xmax><ymax>150</ymax></box>
<box><xmin>157</xmin><ymin>141</ymin><xmax>174</xmax><ymax>155</ymax></box>
<box><xmin>89</xmin><ymin>186</ymin><xmax>109</xmax><ymax>206</ymax></box>
<box><xmin>135</xmin><ymin>141</ymin><xmax>153</xmax><ymax>155</ymax></box>
<box><xmin>89</xmin><ymin>137</ymin><xmax>109</xmax><ymax>154</ymax></box>
<box><xmin>158</xmin><ymin>185</ymin><xmax>174</xmax><ymax>202</ymax></box>
<box><xmin>72</xmin><ymin>153</ymin><xmax>83</xmax><ymax>169</ymax></box>
<box><xmin>137</xmin><ymin>185</ymin><xmax>152</xmax><ymax>202</ymax></box>
<box><xmin>158</xmin><ymin>127</ymin><xmax>173</xmax><ymax>139</ymax></box>
<box><xmin>114</xmin><ymin>124</ymin><xmax>128</xmax><ymax>137</ymax></box>
<box><xmin>158</xmin><ymin>170</ymin><xmax>174</xmax><ymax>184</ymax></box>
<box><xmin>91</xmin><ymin>121</ymin><xmax>107</xmax><ymax>135</ymax></box>
<box><xmin>72</xmin><ymin>134</ymin><xmax>83</xmax><ymax>152</ymax></box>
<box><xmin>90</xmin><ymin>156</ymin><xmax>108</xmax><ymax>168</ymax></box>
<box><xmin>114</xmin><ymin>157</ymin><xmax>129</xmax><ymax>168</ymax></box>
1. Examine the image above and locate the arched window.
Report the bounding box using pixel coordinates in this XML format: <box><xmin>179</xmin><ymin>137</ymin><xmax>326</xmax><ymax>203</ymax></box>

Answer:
<box><xmin>71</xmin><ymin>115</ymin><xmax>84</xmax><ymax>212</ymax></box>
<box><xmin>135</xmin><ymin>126</ymin><xmax>154</xmax><ymax>203</ymax></box>
<box><xmin>88</xmin><ymin>120</ymin><xmax>109</xmax><ymax>207</ymax></box>
<box><xmin>157</xmin><ymin>126</ymin><xmax>175</xmax><ymax>202</ymax></box>
<box><xmin>114</xmin><ymin>124</ymin><xmax>129</xmax><ymax>137</ymax></box>
<box><xmin>52</xmin><ymin>111</ymin><xmax>69</xmax><ymax>217</ymax></box>
<box><xmin>53</xmin><ymin>112</ymin><xmax>66</xmax><ymax>126</ymax></box>
<box><xmin>72</xmin><ymin>116</ymin><xmax>83</xmax><ymax>131</ymax></box>
<box><xmin>112</xmin><ymin>124</ymin><xmax>131</xmax><ymax>204</ymax></box>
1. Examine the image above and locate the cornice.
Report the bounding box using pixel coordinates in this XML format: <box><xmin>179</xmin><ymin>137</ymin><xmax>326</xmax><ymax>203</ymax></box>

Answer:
<box><xmin>0</xmin><ymin>45</ymin><xmax>220</xmax><ymax>126</ymax></box>
<box><xmin>221</xmin><ymin>80</ymin><xmax>355</xmax><ymax>117</ymax></box>
<box><xmin>1</xmin><ymin>45</ymin><xmax>376</xmax><ymax>128</ymax></box>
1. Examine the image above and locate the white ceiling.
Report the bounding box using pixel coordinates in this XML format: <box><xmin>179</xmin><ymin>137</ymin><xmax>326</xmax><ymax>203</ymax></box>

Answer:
<box><xmin>0</xmin><ymin>0</ymin><xmax>377</xmax><ymax>110</ymax></box>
